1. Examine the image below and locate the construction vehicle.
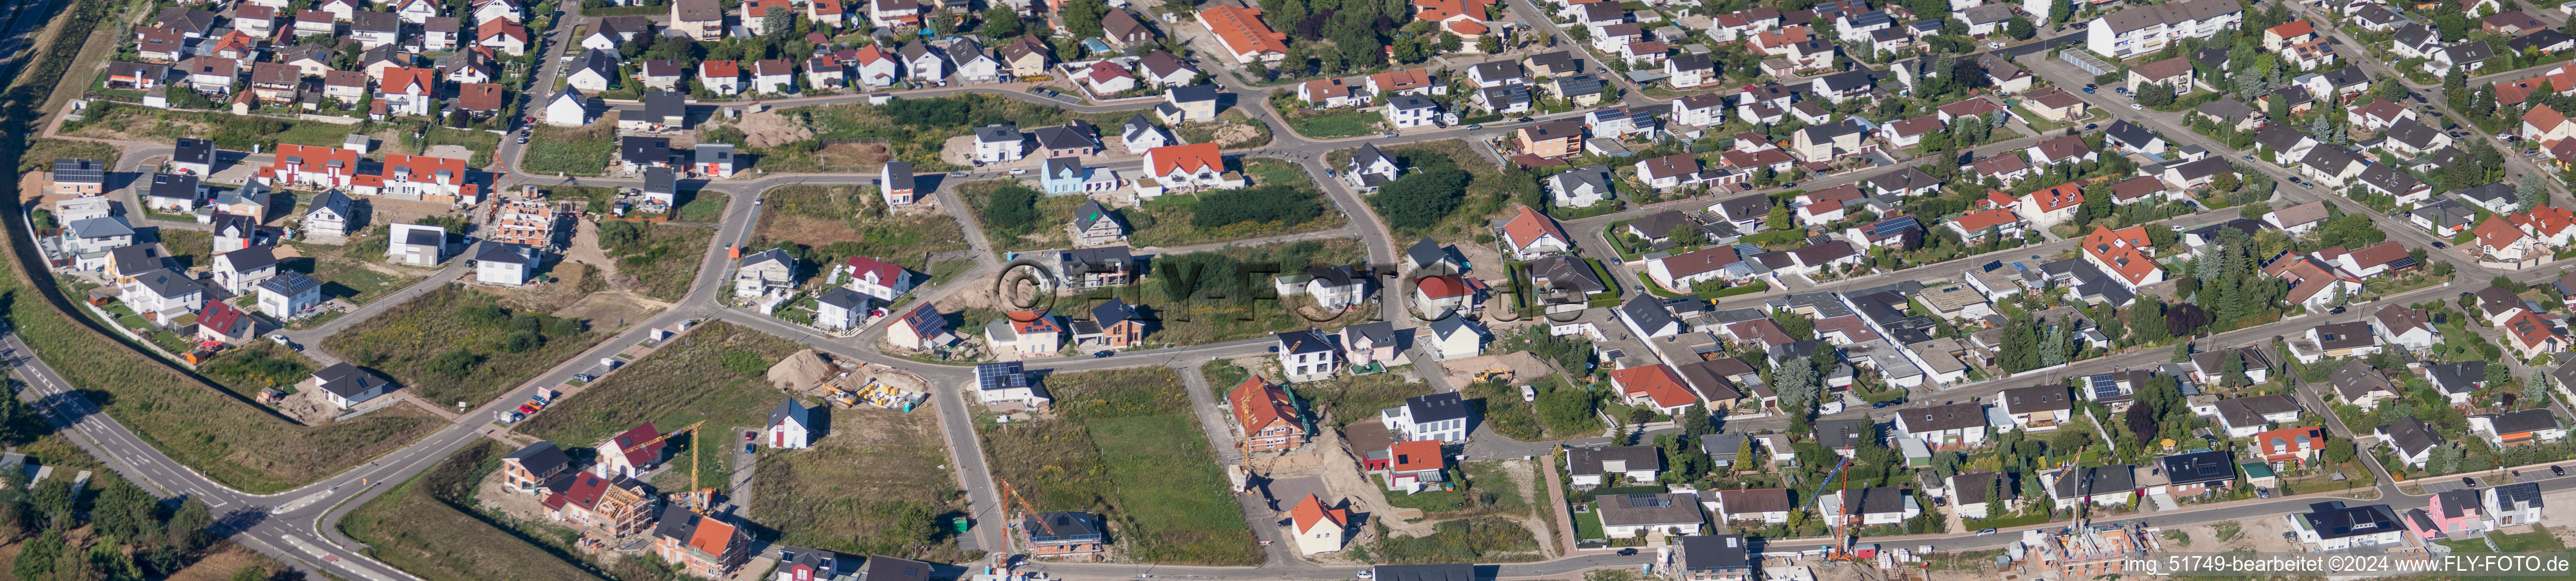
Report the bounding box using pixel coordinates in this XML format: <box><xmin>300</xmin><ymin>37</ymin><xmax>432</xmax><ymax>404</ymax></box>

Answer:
<box><xmin>827</xmin><ymin>387</ymin><xmax>862</xmax><ymax>407</ymax></box>
<box><xmin>617</xmin><ymin>420</ymin><xmax>719</xmax><ymax>513</ymax></box>
<box><xmin>1472</xmin><ymin>369</ymin><xmax>1514</xmax><ymax>384</ymax></box>
<box><xmin>1800</xmin><ymin>455</ymin><xmax>1861</xmax><ymax>561</ymax></box>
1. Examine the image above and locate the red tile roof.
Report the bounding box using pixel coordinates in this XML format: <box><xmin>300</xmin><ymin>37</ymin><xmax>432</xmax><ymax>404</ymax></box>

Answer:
<box><xmin>2476</xmin><ymin>214</ymin><xmax>2529</xmax><ymax>250</ymax></box>
<box><xmin>1502</xmin><ymin>206</ymin><xmax>1568</xmax><ymax>250</ymax></box>
<box><xmin>1227</xmin><ymin>376</ymin><xmax>1299</xmax><ymax>435</ymax></box>
<box><xmin>1950</xmin><ymin>208</ymin><xmax>2021</xmax><ymax>232</ymax></box>
<box><xmin>1290</xmin><ymin>494</ymin><xmax>1348</xmax><ymax>532</ymax></box>
<box><xmin>1198</xmin><ymin>6</ymin><xmax>1288</xmax><ymax>57</ymax></box>
<box><xmin>2026</xmin><ymin>182</ymin><xmax>2085</xmax><ymax>212</ymax></box>
<box><xmin>1611</xmin><ymin>364</ymin><xmax>1698</xmax><ymax>409</ymax></box>
<box><xmin>2082</xmin><ymin>225</ymin><xmax>2162</xmax><ymax>285</ymax></box>
<box><xmin>1388</xmin><ymin>440</ymin><xmax>1443</xmax><ymax>472</ymax></box>
<box><xmin>1416</xmin><ymin>275</ymin><xmax>1472</xmax><ymax>298</ymax></box>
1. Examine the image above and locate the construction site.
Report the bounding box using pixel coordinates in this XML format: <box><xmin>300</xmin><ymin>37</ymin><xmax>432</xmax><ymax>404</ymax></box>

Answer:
<box><xmin>485</xmin><ymin>186</ymin><xmax>574</xmax><ymax>249</ymax></box>
<box><xmin>764</xmin><ymin>348</ymin><xmax>933</xmax><ymax>411</ymax></box>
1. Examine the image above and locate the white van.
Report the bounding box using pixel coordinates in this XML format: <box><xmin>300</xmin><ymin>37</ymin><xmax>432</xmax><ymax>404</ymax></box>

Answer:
<box><xmin>1520</xmin><ymin>385</ymin><xmax>1537</xmax><ymax>402</ymax></box>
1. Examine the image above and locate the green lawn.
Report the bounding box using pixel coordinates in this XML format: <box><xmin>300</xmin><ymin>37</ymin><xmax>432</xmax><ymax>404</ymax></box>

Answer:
<box><xmin>319</xmin><ymin>284</ymin><xmax>614</xmax><ymax>407</ymax></box>
<box><xmin>58</xmin><ymin>102</ymin><xmax>360</xmax><ymax>150</ymax></box>
<box><xmin>339</xmin><ymin>441</ymin><xmax>614</xmax><ymax>581</ymax></box>
<box><xmin>521</xmin><ymin>123</ymin><xmax>616</xmax><ymax>176</ymax></box>
<box><xmin>516</xmin><ymin>322</ymin><xmax>809</xmax><ymax>492</ymax></box>
<box><xmin>2438</xmin><ymin>528</ymin><xmax>2568</xmax><ymax>553</ymax></box>
<box><xmin>1285</xmin><ymin>109</ymin><xmax>1381</xmax><ymax>139</ymax></box>
<box><xmin>980</xmin><ymin>368</ymin><xmax>1257</xmax><ymax>565</ymax></box>
<box><xmin>673</xmin><ymin>191</ymin><xmax>730</xmax><ymax>222</ymax></box>
<box><xmin>420</xmin><ymin>125</ymin><xmax>501</xmax><ymax>167</ymax></box>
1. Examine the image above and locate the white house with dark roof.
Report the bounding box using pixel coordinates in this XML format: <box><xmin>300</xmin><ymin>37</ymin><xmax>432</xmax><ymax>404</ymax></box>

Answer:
<box><xmin>1276</xmin><ymin>329</ymin><xmax>1341</xmax><ymax>382</ymax></box>
<box><xmin>1998</xmin><ymin>385</ymin><xmax>2072</xmax><ymax>431</ymax></box>
<box><xmin>765</xmin><ymin>399</ymin><xmax>813</xmax><ymax>449</ymax></box>
<box><xmin>1383</xmin><ymin>392</ymin><xmax>1470</xmax><ymax>443</ymax></box>
<box><xmin>2469</xmin><ymin>409</ymin><xmax>2567</xmax><ymax>448</ymax></box>
<box><xmin>121</xmin><ymin>268</ymin><xmax>203</xmax><ymax>325</ymax></box>
<box><xmin>734</xmin><ymin>248</ymin><xmax>797</xmax><ymax>300</ymax></box>
<box><xmin>1892</xmin><ymin>402</ymin><xmax>1990</xmax><ymax>448</ymax></box>
<box><xmin>476</xmin><ymin>242</ymin><xmax>541</xmax><ymax>286</ymax></box>
<box><xmin>212</xmin><ymin>246</ymin><xmax>280</xmax><ymax>295</ymax></box>
<box><xmin>1564</xmin><ymin>445</ymin><xmax>1661</xmax><ymax>487</ymax></box>
<box><xmin>256</xmin><ymin>271</ymin><xmax>324</xmax><ymax>319</ymax></box>
<box><xmin>386</xmin><ymin>223</ymin><xmax>452</xmax><ymax>266</ymax></box>
<box><xmin>2375</xmin><ymin>416</ymin><xmax>2439</xmax><ymax>468</ymax></box>
<box><xmin>312</xmin><ymin>362</ymin><xmax>395</xmax><ymax>409</ymax></box>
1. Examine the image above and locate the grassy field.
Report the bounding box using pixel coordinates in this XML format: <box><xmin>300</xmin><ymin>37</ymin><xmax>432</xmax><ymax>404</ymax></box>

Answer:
<box><xmin>2436</xmin><ymin>527</ymin><xmax>2567</xmax><ymax>553</ymax></box>
<box><xmin>0</xmin><ymin>233</ymin><xmax>441</xmax><ymax>492</ymax></box>
<box><xmin>16</xmin><ymin>138</ymin><xmax>120</xmax><ymax>174</ymax></box>
<box><xmin>339</xmin><ymin>440</ymin><xmax>617</xmax><ymax>581</ymax></box>
<box><xmin>673</xmin><ymin>191</ymin><xmax>730</xmax><ymax>222</ymax></box>
<box><xmin>58</xmin><ymin>102</ymin><xmax>361</xmax><ymax>150</ymax></box>
<box><xmin>1293</xmin><ymin>371</ymin><xmax>1436</xmax><ymax>430</ymax></box>
<box><xmin>1055</xmin><ymin>239</ymin><xmax>1373</xmax><ymax>347</ymax></box>
<box><xmin>1173</xmin><ymin>109</ymin><xmax>1274</xmax><ymax>149</ymax></box>
<box><xmin>959</xmin><ymin>158</ymin><xmax>1341</xmax><ymax>251</ymax></box>
<box><xmin>195</xmin><ymin>342</ymin><xmax>317</xmax><ymax>394</ymax></box>
<box><xmin>416</xmin><ymin>126</ymin><xmax>501</xmax><ymax>167</ymax></box>
<box><xmin>1284</xmin><ymin>109</ymin><xmax>1380</xmax><ymax>139</ymax></box>
<box><xmin>280</xmin><ymin>237</ymin><xmax>427</xmax><ymax>307</ymax></box>
<box><xmin>980</xmin><ymin>368</ymin><xmax>1256</xmax><ymax>565</ymax></box>
<box><xmin>751</xmin><ymin>406</ymin><xmax>969</xmax><ymax>562</ymax></box>
<box><xmin>1332</xmin><ymin>140</ymin><xmax>1518</xmax><ymax>243</ymax></box>
<box><xmin>319</xmin><ymin>284</ymin><xmax>612</xmax><ymax>407</ymax></box>
<box><xmin>521</xmin><ymin>123</ymin><xmax>616</xmax><ymax>177</ymax></box>
<box><xmin>790</xmin><ymin>94</ymin><xmax>1121</xmax><ymax>171</ymax></box>
<box><xmin>753</xmin><ymin>184</ymin><xmax>969</xmax><ymax>271</ymax></box>
<box><xmin>1366</xmin><ymin>516</ymin><xmax>1542</xmax><ymax>563</ymax></box>
<box><xmin>516</xmin><ymin>321</ymin><xmax>807</xmax><ymax>493</ymax></box>
<box><xmin>158</xmin><ymin>229</ymin><xmax>212</xmax><ymax>271</ymax></box>
<box><xmin>599</xmin><ymin>221</ymin><xmax>714</xmax><ymax>302</ymax></box>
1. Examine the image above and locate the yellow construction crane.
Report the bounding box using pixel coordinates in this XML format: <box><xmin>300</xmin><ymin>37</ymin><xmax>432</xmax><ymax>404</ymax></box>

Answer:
<box><xmin>619</xmin><ymin>420</ymin><xmax>715</xmax><ymax>508</ymax></box>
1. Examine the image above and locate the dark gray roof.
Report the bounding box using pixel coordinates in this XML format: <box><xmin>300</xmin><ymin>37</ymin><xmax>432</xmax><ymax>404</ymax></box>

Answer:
<box><xmin>174</xmin><ymin>138</ymin><xmax>214</xmax><ymax>165</ymax></box>
<box><xmin>259</xmin><ymin>271</ymin><xmax>321</xmax><ymax>295</ymax></box>
<box><xmin>2437</xmin><ymin>489</ymin><xmax>2482</xmax><ymax>518</ymax></box>
<box><xmin>1406</xmin><ymin>237</ymin><xmax>1447</xmax><ymax>268</ymax></box>
<box><xmin>1074</xmin><ymin>199</ymin><xmax>1121</xmax><ymax>233</ymax></box>
<box><xmin>2378</xmin><ymin>416</ymin><xmax>2438</xmax><ymax>456</ymax></box>
<box><xmin>1277</xmin><ymin>329</ymin><xmax>1335</xmax><ymax>354</ymax></box>
<box><xmin>569</xmin><ymin>48</ymin><xmax>618</xmax><ymax>78</ymax></box>
<box><xmin>2491</xmin><ymin>482</ymin><xmax>2545</xmax><ymax>511</ymax></box>
<box><xmin>1680</xmin><ymin>534</ymin><xmax>1750</xmax><ymax>571</ymax></box>
<box><xmin>643</xmin><ymin>166</ymin><xmax>676</xmax><ymax>194</ymax></box>
<box><xmin>1813</xmin><ymin>418</ymin><xmax>1872</xmax><ymax>450</ymax></box>
<box><xmin>505</xmin><ymin>441</ymin><xmax>570</xmax><ymax>477</ymax></box>
<box><xmin>2427</xmin><ymin>361</ymin><xmax>2485</xmax><ymax>393</ymax></box>
<box><xmin>476</xmin><ymin>242</ymin><xmax>537</xmax><ymax>264</ymax></box>
<box><xmin>2158</xmin><ymin>450</ymin><xmax>2234</xmax><ymax>486</ymax></box>
<box><xmin>643</xmin><ymin>90</ymin><xmax>685</xmax><ymax>120</ymax></box>
<box><xmin>2052</xmin><ymin>464</ymin><xmax>2137</xmax><ymax>497</ymax></box>
<box><xmin>1405</xmin><ymin>392</ymin><xmax>1469</xmax><ymax>423</ymax></box>
<box><xmin>51</xmin><ymin>159</ymin><xmax>103</xmax><ymax>184</ymax></box>
<box><xmin>1839</xmin><ymin>486</ymin><xmax>1907</xmax><ymax>515</ymax></box>
<box><xmin>2480</xmin><ymin>409</ymin><xmax>2561</xmax><ymax>434</ymax></box>
<box><xmin>2312</xmin><ymin>321</ymin><xmax>2375</xmax><ymax>350</ymax></box>
<box><xmin>2330</xmin><ymin>360</ymin><xmax>2398</xmax><ymax>400</ymax></box>
<box><xmin>1091</xmin><ymin>297</ymin><xmax>1138</xmax><ymax>326</ymax></box>
<box><xmin>128</xmin><ymin>268</ymin><xmax>200</xmax><ymax>298</ymax></box>
<box><xmin>2104</xmin><ymin>120</ymin><xmax>2157</xmax><ymax>147</ymax></box>
<box><xmin>1528</xmin><ymin>255</ymin><xmax>1605</xmax><ymax>293</ymax></box>
<box><xmin>1619</xmin><ymin>294</ymin><xmax>1677</xmax><ymax>334</ymax></box>
<box><xmin>312</xmin><ymin>362</ymin><xmax>390</xmax><ymax>398</ymax></box>
<box><xmin>147</xmin><ymin>173</ymin><xmax>199</xmax><ymax>200</ymax></box>
<box><xmin>1895</xmin><ymin>402</ymin><xmax>1986</xmax><ymax>432</ymax></box>
<box><xmin>1711</xmin><ymin>193</ymin><xmax>1771</xmax><ymax>221</ymax></box>
<box><xmin>1565</xmin><ymin>445</ymin><xmax>1661</xmax><ymax>475</ymax></box>
<box><xmin>1698</xmin><ymin>432</ymin><xmax>1748</xmax><ymax>458</ymax></box>
<box><xmin>863</xmin><ymin>555</ymin><xmax>933</xmax><ymax>581</ymax></box>
<box><xmin>769</xmin><ymin>398</ymin><xmax>809</xmax><ymax>428</ymax></box>
<box><xmin>1032</xmin><ymin>122</ymin><xmax>1099</xmax><ymax>151</ymax></box>
<box><xmin>218</xmin><ymin>245</ymin><xmax>278</xmax><ymax>272</ymax></box>
<box><xmin>815</xmin><ymin>287</ymin><xmax>866</xmax><ymax>309</ymax></box>
<box><xmin>2298</xmin><ymin>501</ymin><xmax>2402</xmax><ymax>540</ymax></box>
<box><xmin>1167</xmin><ymin>84</ymin><xmax>1219</xmax><ymax>103</ymax></box>
<box><xmin>620</xmin><ymin>136</ymin><xmax>674</xmax><ymax>165</ymax></box>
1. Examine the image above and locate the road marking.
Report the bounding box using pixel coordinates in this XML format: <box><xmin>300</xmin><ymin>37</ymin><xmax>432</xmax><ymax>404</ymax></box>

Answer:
<box><xmin>273</xmin><ymin>490</ymin><xmax>330</xmax><ymax>514</ymax></box>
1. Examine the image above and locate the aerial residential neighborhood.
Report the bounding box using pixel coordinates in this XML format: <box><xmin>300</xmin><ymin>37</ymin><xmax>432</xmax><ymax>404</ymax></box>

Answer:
<box><xmin>9</xmin><ymin>0</ymin><xmax>2576</xmax><ymax>579</ymax></box>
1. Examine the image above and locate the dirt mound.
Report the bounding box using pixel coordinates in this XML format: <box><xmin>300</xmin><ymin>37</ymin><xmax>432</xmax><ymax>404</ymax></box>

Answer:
<box><xmin>734</xmin><ymin>110</ymin><xmax>815</xmax><ymax>148</ymax></box>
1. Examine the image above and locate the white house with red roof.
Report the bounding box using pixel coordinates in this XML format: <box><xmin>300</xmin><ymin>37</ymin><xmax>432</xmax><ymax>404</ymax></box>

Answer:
<box><xmin>359</xmin><ymin>154</ymin><xmax>475</xmax><ymax>201</ymax></box>
<box><xmin>1945</xmin><ymin>208</ymin><xmax>2024</xmax><ymax>243</ymax></box>
<box><xmin>2476</xmin><ymin>215</ymin><xmax>2537</xmax><ymax>262</ymax></box>
<box><xmin>1413</xmin><ymin>275</ymin><xmax>1478</xmax><ymax>318</ymax></box>
<box><xmin>1500</xmin><ymin>206</ymin><xmax>1572</xmax><ymax>259</ymax></box>
<box><xmin>592</xmin><ymin>423</ymin><xmax>666</xmax><ymax>478</ymax></box>
<box><xmin>1610</xmin><ymin>364</ymin><xmax>1699</xmax><ymax>415</ymax></box>
<box><xmin>478</xmin><ymin>20</ymin><xmax>528</xmax><ymax>55</ymax></box>
<box><xmin>2331</xmin><ymin>241</ymin><xmax>2414</xmax><ymax>278</ymax></box>
<box><xmin>377</xmin><ymin>68</ymin><xmax>440</xmax><ymax>117</ymax></box>
<box><xmin>834</xmin><ymin>256</ymin><xmax>915</xmax><ymax>303</ymax></box>
<box><xmin>1138</xmin><ymin>143</ymin><xmax>1239</xmax><ymax>195</ymax></box>
<box><xmin>1289</xmin><ymin>494</ymin><xmax>1349</xmax><ymax>555</ymax></box>
<box><xmin>848</xmin><ymin>47</ymin><xmax>898</xmax><ymax>88</ymax></box>
<box><xmin>2081</xmin><ymin>225</ymin><xmax>2166</xmax><ymax>289</ymax></box>
<box><xmin>2505</xmin><ymin>310</ymin><xmax>2567</xmax><ymax>359</ymax></box>
<box><xmin>196</xmin><ymin>299</ymin><xmax>260</xmax><ymax>344</ymax></box>
<box><xmin>2512</xmin><ymin>205</ymin><xmax>2576</xmax><ymax>247</ymax></box>
<box><xmin>259</xmin><ymin>144</ymin><xmax>362</xmax><ymax>190</ymax></box>
<box><xmin>1081</xmin><ymin>61</ymin><xmax>1140</xmax><ymax>95</ymax></box>
<box><xmin>1197</xmin><ymin>6</ymin><xmax>1289</xmax><ymax>64</ymax></box>
<box><xmin>699</xmin><ymin>60</ymin><xmax>744</xmax><ymax>95</ymax></box>
<box><xmin>2015</xmin><ymin>182</ymin><xmax>2086</xmax><ymax>228</ymax></box>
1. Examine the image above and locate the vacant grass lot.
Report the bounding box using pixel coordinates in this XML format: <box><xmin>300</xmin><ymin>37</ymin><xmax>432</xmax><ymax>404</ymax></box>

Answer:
<box><xmin>599</xmin><ymin>221</ymin><xmax>714</xmax><ymax>302</ymax></box>
<box><xmin>320</xmin><ymin>284</ymin><xmax>609</xmax><ymax>406</ymax></box>
<box><xmin>521</xmin><ymin>123</ymin><xmax>616</xmax><ymax>177</ymax></box>
<box><xmin>280</xmin><ymin>238</ymin><xmax>427</xmax><ymax>306</ymax></box>
<box><xmin>0</xmin><ymin>243</ymin><xmax>440</xmax><ymax>492</ymax></box>
<box><xmin>980</xmin><ymin>368</ymin><xmax>1256</xmax><ymax>565</ymax></box>
<box><xmin>1283</xmin><ymin>108</ymin><xmax>1380</xmax><ymax>139</ymax></box>
<box><xmin>963</xmin><ymin>160</ymin><xmax>1342</xmax><ymax>251</ymax></box>
<box><xmin>1293</xmin><ymin>371</ymin><xmax>1434</xmax><ymax>430</ymax></box>
<box><xmin>516</xmin><ymin>321</ymin><xmax>806</xmax><ymax>492</ymax></box>
<box><xmin>752</xmin><ymin>406</ymin><xmax>967</xmax><ymax>562</ymax></box>
<box><xmin>1331</xmin><ymin>140</ymin><xmax>1518</xmax><ymax>243</ymax></box>
<box><xmin>59</xmin><ymin>102</ymin><xmax>359</xmax><ymax>150</ymax></box>
<box><xmin>195</xmin><ymin>342</ymin><xmax>317</xmax><ymax>393</ymax></box>
<box><xmin>158</xmin><ymin>229</ymin><xmax>211</xmax><ymax>271</ymax></box>
<box><xmin>17</xmin><ymin>138</ymin><xmax>120</xmax><ymax>174</ymax></box>
<box><xmin>1366</xmin><ymin>516</ymin><xmax>1542</xmax><ymax>563</ymax></box>
<box><xmin>340</xmin><ymin>440</ymin><xmax>614</xmax><ymax>581</ymax></box>
<box><xmin>1173</xmin><ymin>110</ymin><xmax>1274</xmax><ymax>149</ymax></box>
<box><xmin>754</xmin><ymin>184</ymin><xmax>967</xmax><ymax>271</ymax></box>
<box><xmin>1046</xmin><ymin>239</ymin><xmax>1372</xmax><ymax>348</ymax></box>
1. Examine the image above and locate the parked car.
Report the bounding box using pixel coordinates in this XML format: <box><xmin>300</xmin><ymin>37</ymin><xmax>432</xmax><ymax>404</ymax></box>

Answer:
<box><xmin>1977</xmin><ymin>528</ymin><xmax>1998</xmax><ymax>536</ymax></box>
<box><xmin>744</xmin><ymin>431</ymin><xmax>757</xmax><ymax>441</ymax></box>
<box><xmin>1095</xmin><ymin>351</ymin><xmax>1115</xmax><ymax>358</ymax></box>
<box><xmin>2258</xmin><ymin>487</ymin><xmax>2271</xmax><ymax>498</ymax></box>
<box><xmin>2082</xmin><ymin>87</ymin><xmax>2095</xmax><ymax>94</ymax></box>
<box><xmin>2553</xmin><ymin>465</ymin><xmax>2567</xmax><ymax>477</ymax></box>
<box><xmin>574</xmin><ymin>373</ymin><xmax>596</xmax><ymax>382</ymax></box>
<box><xmin>2130</xmin><ymin>103</ymin><xmax>2144</xmax><ymax>110</ymax></box>
<box><xmin>517</xmin><ymin>402</ymin><xmax>541</xmax><ymax>414</ymax></box>
<box><xmin>2434</xmin><ymin>241</ymin><xmax>2447</xmax><ymax>249</ymax></box>
<box><xmin>2464</xmin><ymin>477</ymin><xmax>2481</xmax><ymax>487</ymax></box>
<box><xmin>1465</xmin><ymin>124</ymin><xmax>1481</xmax><ymax>130</ymax></box>
<box><xmin>1008</xmin><ymin>168</ymin><xmax>1027</xmax><ymax>175</ymax></box>
<box><xmin>1382</xmin><ymin>132</ymin><xmax>1400</xmax><ymax>138</ymax></box>
<box><xmin>2329</xmin><ymin>306</ymin><xmax>2346</xmax><ymax>314</ymax></box>
<box><xmin>744</xmin><ymin>443</ymin><xmax>756</xmax><ymax>453</ymax></box>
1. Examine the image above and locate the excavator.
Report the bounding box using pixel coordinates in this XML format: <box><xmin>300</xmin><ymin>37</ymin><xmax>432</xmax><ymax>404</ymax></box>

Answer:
<box><xmin>1472</xmin><ymin>369</ymin><xmax>1514</xmax><ymax>384</ymax></box>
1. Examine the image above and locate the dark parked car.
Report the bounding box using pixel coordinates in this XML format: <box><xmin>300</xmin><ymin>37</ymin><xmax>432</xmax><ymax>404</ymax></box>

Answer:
<box><xmin>2554</xmin><ymin>465</ymin><xmax>2567</xmax><ymax>477</ymax></box>
<box><xmin>744</xmin><ymin>443</ymin><xmax>756</xmax><ymax>453</ymax></box>
<box><xmin>2464</xmin><ymin>477</ymin><xmax>2480</xmax><ymax>487</ymax></box>
<box><xmin>1095</xmin><ymin>351</ymin><xmax>1116</xmax><ymax>358</ymax></box>
<box><xmin>2329</xmin><ymin>306</ymin><xmax>2346</xmax><ymax>314</ymax></box>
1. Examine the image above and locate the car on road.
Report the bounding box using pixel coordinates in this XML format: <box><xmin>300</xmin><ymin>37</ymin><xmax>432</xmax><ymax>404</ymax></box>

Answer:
<box><xmin>2299</xmin><ymin>182</ymin><xmax>2314</xmax><ymax>189</ymax></box>
<box><xmin>755</xmin><ymin>197</ymin><xmax>764</xmax><ymax>205</ymax></box>
<box><xmin>2242</xmin><ymin>155</ymin><xmax>2257</xmax><ymax>161</ymax></box>
<box><xmin>1465</xmin><ymin>124</ymin><xmax>1481</xmax><ymax>130</ymax></box>
<box><xmin>2463</xmin><ymin>291</ymin><xmax>2477</xmax><ymax>296</ymax></box>
<box><xmin>2555</xmin><ymin>465</ymin><xmax>2567</xmax><ymax>477</ymax></box>
<box><xmin>1095</xmin><ymin>351</ymin><xmax>1115</xmax><ymax>358</ymax></box>
<box><xmin>2083</xmin><ymin>124</ymin><xmax>2098</xmax><ymax>130</ymax></box>
<box><xmin>1357</xmin><ymin>571</ymin><xmax>1375</xmax><ymax>580</ymax></box>
<box><xmin>2130</xmin><ymin>103</ymin><xmax>2144</xmax><ymax>110</ymax></box>
<box><xmin>574</xmin><ymin>373</ymin><xmax>596</xmax><ymax>382</ymax></box>
<box><xmin>1779</xmin><ymin>182</ymin><xmax>1796</xmax><ymax>188</ymax></box>
<box><xmin>1977</xmin><ymin>528</ymin><xmax>1998</xmax><ymax>536</ymax></box>
<box><xmin>2329</xmin><ymin>306</ymin><xmax>2345</xmax><ymax>314</ymax></box>
<box><xmin>1634</xmin><ymin>285</ymin><xmax>1645</xmax><ymax>293</ymax></box>
<box><xmin>268</xmin><ymin>334</ymin><xmax>294</xmax><ymax>347</ymax></box>
<box><xmin>2433</xmin><ymin>241</ymin><xmax>2447</xmax><ymax>248</ymax></box>
<box><xmin>2082</xmin><ymin>86</ymin><xmax>2095</xmax><ymax>94</ymax></box>
<box><xmin>2464</xmin><ymin>477</ymin><xmax>2480</xmax><ymax>487</ymax></box>
<box><xmin>1617</xmin><ymin>548</ymin><xmax>1638</xmax><ymax>556</ymax></box>
<box><xmin>515</xmin><ymin>136</ymin><xmax>527</xmax><ymax>144</ymax></box>
<box><xmin>1008</xmin><ymin>168</ymin><xmax>1026</xmax><ymax>175</ymax></box>
<box><xmin>950</xmin><ymin>171</ymin><xmax>969</xmax><ymax>178</ymax></box>
<box><xmin>1516</xmin><ymin>117</ymin><xmax>1533</xmax><ymax>123</ymax></box>
<box><xmin>1382</xmin><ymin>132</ymin><xmax>1400</xmax><ymax>138</ymax></box>
<box><xmin>1988</xmin><ymin>41</ymin><xmax>2003</xmax><ymax>49</ymax></box>
<box><xmin>1609</xmin><ymin>257</ymin><xmax>1623</xmax><ymax>266</ymax></box>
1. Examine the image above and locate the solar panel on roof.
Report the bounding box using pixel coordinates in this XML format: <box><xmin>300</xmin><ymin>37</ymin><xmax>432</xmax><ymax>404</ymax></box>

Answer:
<box><xmin>1874</xmin><ymin>216</ymin><xmax>1921</xmax><ymax>237</ymax></box>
